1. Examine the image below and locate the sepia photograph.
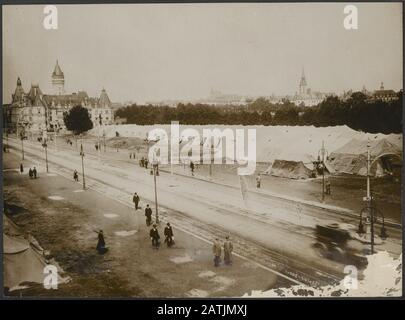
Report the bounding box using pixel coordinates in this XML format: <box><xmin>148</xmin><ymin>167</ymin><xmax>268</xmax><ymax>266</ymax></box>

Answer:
<box><xmin>1</xmin><ymin>2</ymin><xmax>403</xmax><ymax>300</ymax></box>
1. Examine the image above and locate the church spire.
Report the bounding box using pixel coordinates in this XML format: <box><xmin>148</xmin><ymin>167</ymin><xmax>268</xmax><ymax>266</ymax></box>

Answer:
<box><xmin>299</xmin><ymin>68</ymin><xmax>307</xmax><ymax>94</ymax></box>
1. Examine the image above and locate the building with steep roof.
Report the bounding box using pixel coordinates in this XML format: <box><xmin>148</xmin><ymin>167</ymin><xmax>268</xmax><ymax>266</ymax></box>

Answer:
<box><xmin>4</xmin><ymin>79</ymin><xmax>48</xmax><ymax>133</ymax></box>
<box><xmin>4</xmin><ymin>60</ymin><xmax>114</xmax><ymax>134</ymax></box>
<box><xmin>372</xmin><ymin>82</ymin><xmax>399</xmax><ymax>102</ymax></box>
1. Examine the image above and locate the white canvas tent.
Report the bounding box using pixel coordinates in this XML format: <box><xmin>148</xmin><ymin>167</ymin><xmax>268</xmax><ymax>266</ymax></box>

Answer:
<box><xmin>328</xmin><ymin>138</ymin><xmax>402</xmax><ymax>177</ymax></box>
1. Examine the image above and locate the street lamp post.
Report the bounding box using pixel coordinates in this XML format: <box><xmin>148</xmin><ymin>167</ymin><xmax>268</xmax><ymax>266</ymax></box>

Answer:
<box><xmin>54</xmin><ymin>123</ymin><xmax>58</xmax><ymax>152</ymax></box>
<box><xmin>80</xmin><ymin>142</ymin><xmax>86</xmax><ymax>190</ymax></box>
<box><xmin>317</xmin><ymin>140</ymin><xmax>329</xmax><ymax>202</ymax></box>
<box><xmin>42</xmin><ymin>138</ymin><xmax>49</xmax><ymax>173</ymax></box>
<box><xmin>152</xmin><ymin>159</ymin><xmax>160</xmax><ymax>224</ymax></box>
<box><xmin>97</xmin><ymin>114</ymin><xmax>102</xmax><ymax>162</ymax></box>
<box><xmin>103</xmin><ymin>130</ymin><xmax>106</xmax><ymax>153</ymax></box>
<box><xmin>357</xmin><ymin>141</ymin><xmax>388</xmax><ymax>254</ymax></box>
<box><xmin>209</xmin><ymin>137</ymin><xmax>214</xmax><ymax>177</ymax></box>
<box><xmin>19</xmin><ymin>127</ymin><xmax>26</xmax><ymax>160</ymax></box>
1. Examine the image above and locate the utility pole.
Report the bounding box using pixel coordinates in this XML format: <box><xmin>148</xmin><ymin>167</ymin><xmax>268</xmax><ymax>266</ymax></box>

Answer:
<box><xmin>318</xmin><ymin>140</ymin><xmax>328</xmax><ymax>202</ymax></box>
<box><xmin>209</xmin><ymin>136</ymin><xmax>213</xmax><ymax>177</ymax></box>
<box><xmin>152</xmin><ymin>158</ymin><xmax>159</xmax><ymax>224</ymax></box>
<box><xmin>54</xmin><ymin>123</ymin><xmax>58</xmax><ymax>152</ymax></box>
<box><xmin>20</xmin><ymin>126</ymin><xmax>25</xmax><ymax>160</ymax></box>
<box><xmin>42</xmin><ymin>135</ymin><xmax>49</xmax><ymax>173</ymax></box>
<box><xmin>103</xmin><ymin>130</ymin><xmax>106</xmax><ymax>153</ymax></box>
<box><xmin>98</xmin><ymin>114</ymin><xmax>102</xmax><ymax>162</ymax></box>
<box><xmin>366</xmin><ymin>141</ymin><xmax>374</xmax><ymax>254</ymax></box>
<box><xmin>80</xmin><ymin>142</ymin><xmax>86</xmax><ymax>190</ymax></box>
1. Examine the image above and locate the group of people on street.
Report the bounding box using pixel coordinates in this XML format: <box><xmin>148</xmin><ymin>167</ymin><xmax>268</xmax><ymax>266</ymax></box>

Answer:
<box><xmin>133</xmin><ymin>192</ymin><xmax>175</xmax><ymax>249</ymax></box>
<box><xmin>96</xmin><ymin>190</ymin><xmax>235</xmax><ymax>269</ymax></box>
<box><xmin>256</xmin><ymin>175</ymin><xmax>261</xmax><ymax>188</ymax></box>
<box><xmin>149</xmin><ymin>222</ymin><xmax>175</xmax><ymax>249</ymax></box>
<box><xmin>28</xmin><ymin>166</ymin><xmax>38</xmax><ymax>179</ymax></box>
<box><xmin>212</xmin><ymin>236</ymin><xmax>233</xmax><ymax>267</ymax></box>
<box><xmin>139</xmin><ymin>157</ymin><xmax>149</xmax><ymax>168</ymax></box>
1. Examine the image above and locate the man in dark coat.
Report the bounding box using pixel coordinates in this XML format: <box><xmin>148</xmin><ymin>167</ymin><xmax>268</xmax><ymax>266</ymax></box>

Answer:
<box><xmin>33</xmin><ymin>167</ymin><xmax>37</xmax><ymax>179</ymax></box>
<box><xmin>133</xmin><ymin>192</ymin><xmax>140</xmax><ymax>210</ymax></box>
<box><xmin>145</xmin><ymin>204</ymin><xmax>152</xmax><ymax>226</ymax></box>
<box><xmin>150</xmin><ymin>224</ymin><xmax>160</xmax><ymax>249</ymax></box>
<box><xmin>213</xmin><ymin>238</ymin><xmax>222</xmax><ymax>267</ymax></box>
<box><xmin>223</xmin><ymin>236</ymin><xmax>234</xmax><ymax>265</ymax></box>
<box><xmin>74</xmin><ymin>170</ymin><xmax>79</xmax><ymax>182</ymax></box>
<box><xmin>20</xmin><ymin>163</ymin><xmax>24</xmax><ymax>174</ymax></box>
<box><xmin>29</xmin><ymin>168</ymin><xmax>33</xmax><ymax>179</ymax></box>
<box><xmin>144</xmin><ymin>158</ymin><xmax>149</xmax><ymax>169</ymax></box>
<box><xmin>164</xmin><ymin>222</ymin><xmax>174</xmax><ymax>247</ymax></box>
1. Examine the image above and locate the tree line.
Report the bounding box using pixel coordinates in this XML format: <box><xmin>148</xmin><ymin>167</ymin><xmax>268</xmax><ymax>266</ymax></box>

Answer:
<box><xmin>115</xmin><ymin>91</ymin><xmax>402</xmax><ymax>134</ymax></box>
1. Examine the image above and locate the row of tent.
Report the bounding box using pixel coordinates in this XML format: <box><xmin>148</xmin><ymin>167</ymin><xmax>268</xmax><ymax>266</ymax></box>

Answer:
<box><xmin>265</xmin><ymin>138</ymin><xmax>402</xmax><ymax>179</ymax></box>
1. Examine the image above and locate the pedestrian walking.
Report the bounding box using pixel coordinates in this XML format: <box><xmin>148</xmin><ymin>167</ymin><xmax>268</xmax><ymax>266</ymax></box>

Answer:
<box><xmin>144</xmin><ymin>158</ymin><xmax>149</xmax><ymax>169</ymax></box>
<box><xmin>223</xmin><ymin>236</ymin><xmax>234</xmax><ymax>265</ymax></box>
<box><xmin>95</xmin><ymin>229</ymin><xmax>108</xmax><ymax>254</ymax></box>
<box><xmin>256</xmin><ymin>175</ymin><xmax>261</xmax><ymax>188</ymax></box>
<box><xmin>133</xmin><ymin>192</ymin><xmax>140</xmax><ymax>210</ymax></box>
<box><xmin>164</xmin><ymin>222</ymin><xmax>175</xmax><ymax>247</ymax></box>
<box><xmin>73</xmin><ymin>170</ymin><xmax>79</xmax><ymax>182</ymax></box>
<box><xmin>20</xmin><ymin>163</ymin><xmax>24</xmax><ymax>174</ymax></box>
<box><xmin>145</xmin><ymin>204</ymin><xmax>152</xmax><ymax>226</ymax></box>
<box><xmin>28</xmin><ymin>168</ymin><xmax>33</xmax><ymax>179</ymax></box>
<box><xmin>325</xmin><ymin>180</ymin><xmax>331</xmax><ymax>195</ymax></box>
<box><xmin>33</xmin><ymin>167</ymin><xmax>37</xmax><ymax>179</ymax></box>
<box><xmin>213</xmin><ymin>238</ymin><xmax>222</xmax><ymax>267</ymax></box>
<box><xmin>150</xmin><ymin>224</ymin><xmax>160</xmax><ymax>249</ymax></box>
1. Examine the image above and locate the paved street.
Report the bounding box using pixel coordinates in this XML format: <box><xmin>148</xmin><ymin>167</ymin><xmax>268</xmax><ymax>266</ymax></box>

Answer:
<box><xmin>4</xmin><ymin>136</ymin><xmax>402</xmax><ymax>291</ymax></box>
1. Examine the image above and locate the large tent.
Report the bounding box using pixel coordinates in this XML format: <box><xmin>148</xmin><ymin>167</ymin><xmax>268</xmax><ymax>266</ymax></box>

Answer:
<box><xmin>328</xmin><ymin>138</ymin><xmax>402</xmax><ymax>177</ymax></box>
<box><xmin>266</xmin><ymin>159</ymin><xmax>315</xmax><ymax>179</ymax></box>
<box><xmin>3</xmin><ymin>217</ymin><xmax>47</xmax><ymax>291</ymax></box>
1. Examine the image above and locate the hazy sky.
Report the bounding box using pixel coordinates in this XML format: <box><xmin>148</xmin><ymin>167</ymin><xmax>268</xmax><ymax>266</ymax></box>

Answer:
<box><xmin>3</xmin><ymin>3</ymin><xmax>403</xmax><ymax>103</ymax></box>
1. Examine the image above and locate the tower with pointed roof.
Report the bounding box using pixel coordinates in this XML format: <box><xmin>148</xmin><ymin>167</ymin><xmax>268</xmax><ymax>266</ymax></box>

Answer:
<box><xmin>299</xmin><ymin>69</ymin><xmax>307</xmax><ymax>95</ymax></box>
<box><xmin>52</xmin><ymin>60</ymin><xmax>65</xmax><ymax>95</ymax></box>
<box><xmin>99</xmin><ymin>88</ymin><xmax>111</xmax><ymax>109</ymax></box>
<box><xmin>12</xmin><ymin>77</ymin><xmax>25</xmax><ymax>103</ymax></box>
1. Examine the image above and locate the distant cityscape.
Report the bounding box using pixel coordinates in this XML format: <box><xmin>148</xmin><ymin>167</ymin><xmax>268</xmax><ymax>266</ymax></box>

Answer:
<box><xmin>142</xmin><ymin>69</ymin><xmax>399</xmax><ymax>107</ymax></box>
<box><xmin>3</xmin><ymin>60</ymin><xmax>401</xmax><ymax>134</ymax></box>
